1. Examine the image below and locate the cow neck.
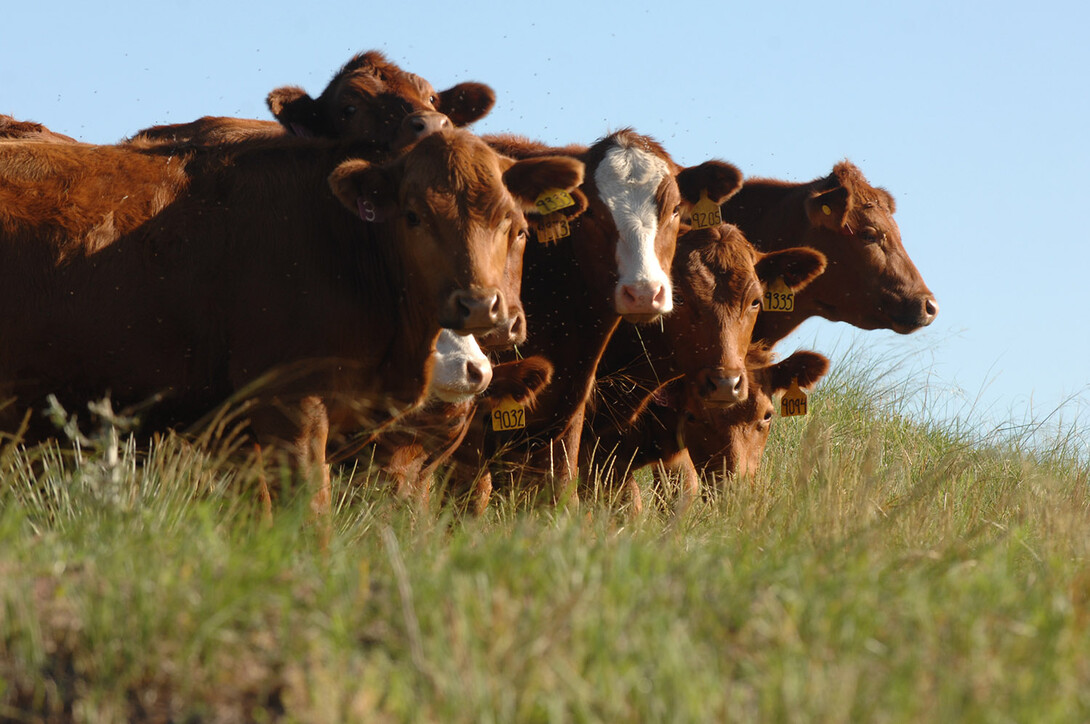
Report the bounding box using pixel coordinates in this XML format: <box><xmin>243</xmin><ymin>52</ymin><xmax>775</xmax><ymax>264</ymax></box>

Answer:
<box><xmin>507</xmin><ymin>229</ymin><xmax>622</xmax><ymax>446</ymax></box>
<box><xmin>202</xmin><ymin>138</ymin><xmax>438</xmax><ymax>412</ymax></box>
<box><xmin>721</xmin><ymin>180</ymin><xmax>819</xmax><ymax>344</ymax></box>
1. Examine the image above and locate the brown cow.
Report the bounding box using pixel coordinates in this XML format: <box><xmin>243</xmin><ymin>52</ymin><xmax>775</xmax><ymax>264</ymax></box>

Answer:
<box><xmin>683</xmin><ymin>346</ymin><xmax>830</xmax><ymax>481</ymax></box>
<box><xmin>129</xmin><ymin>51</ymin><xmax>494</xmax><ymax>150</ymax></box>
<box><xmin>0</xmin><ymin>129</ymin><xmax>583</xmax><ymax>519</ymax></box>
<box><xmin>442</xmin><ymin>130</ymin><xmax>744</xmax><ymax>507</ymax></box>
<box><xmin>584</xmin><ymin>223</ymin><xmax>825</xmax><ymax>507</ymax></box>
<box><xmin>721</xmin><ymin>160</ymin><xmax>937</xmax><ymax>344</ymax></box>
<box><xmin>0</xmin><ymin>114</ymin><xmax>78</xmax><ymax>143</ymax></box>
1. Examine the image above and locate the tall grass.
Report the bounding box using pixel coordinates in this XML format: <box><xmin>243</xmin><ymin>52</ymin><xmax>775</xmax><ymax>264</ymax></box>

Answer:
<box><xmin>1</xmin><ymin>353</ymin><xmax>1089</xmax><ymax>722</ymax></box>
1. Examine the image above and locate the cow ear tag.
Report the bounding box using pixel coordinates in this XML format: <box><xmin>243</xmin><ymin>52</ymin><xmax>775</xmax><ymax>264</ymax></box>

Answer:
<box><xmin>534</xmin><ymin>188</ymin><xmax>576</xmax><ymax>215</ymax></box>
<box><xmin>761</xmin><ymin>277</ymin><xmax>794</xmax><ymax>312</ymax></box>
<box><xmin>534</xmin><ymin>212</ymin><xmax>570</xmax><ymax>244</ymax></box>
<box><xmin>780</xmin><ymin>379</ymin><xmax>808</xmax><ymax>417</ymax></box>
<box><xmin>821</xmin><ymin>204</ymin><xmax>832</xmax><ymax>216</ymax></box>
<box><xmin>690</xmin><ymin>190</ymin><xmax>722</xmax><ymax>230</ymax></box>
<box><xmin>491</xmin><ymin>397</ymin><xmax>527</xmax><ymax>431</ymax></box>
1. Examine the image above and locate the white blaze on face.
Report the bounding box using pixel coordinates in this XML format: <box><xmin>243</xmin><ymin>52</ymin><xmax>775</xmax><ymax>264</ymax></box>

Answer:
<box><xmin>427</xmin><ymin>330</ymin><xmax>493</xmax><ymax>404</ymax></box>
<box><xmin>594</xmin><ymin>142</ymin><xmax>674</xmax><ymax>316</ymax></box>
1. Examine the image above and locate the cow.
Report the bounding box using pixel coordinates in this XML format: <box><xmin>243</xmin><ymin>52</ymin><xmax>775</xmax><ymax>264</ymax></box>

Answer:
<box><xmin>720</xmin><ymin>160</ymin><xmax>937</xmax><ymax>344</ymax></box>
<box><xmin>436</xmin><ymin>130</ymin><xmax>744</xmax><ymax>509</ymax></box>
<box><xmin>0</xmin><ymin>114</ymin><xmax>78</xmax><ymax>143</ymax></box>
<box><xmin>129</xmin><ymin>51</ymin><xmax>494</xmax><ymax>151</ymax></box>
<box><xmin>0</xmin><ymin>128</ymin><xmax>583</xmax><ymax>523</ymax></box>
<box><xmin>683</xmin><ymin>345</ymin><xmax>830</xmax><ymax>482</ymax></box>
<box><xmin>584</xmin><ymin>223</ymin><xmax>826</xmax><ymax>509</ymax></box>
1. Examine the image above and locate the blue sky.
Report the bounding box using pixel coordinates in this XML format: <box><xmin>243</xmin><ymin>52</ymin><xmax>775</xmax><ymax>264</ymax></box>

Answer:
<box><xmin>4</xmin><ymin>0</ymin><xmax>1088</xmax><ymax>448</ymax></box>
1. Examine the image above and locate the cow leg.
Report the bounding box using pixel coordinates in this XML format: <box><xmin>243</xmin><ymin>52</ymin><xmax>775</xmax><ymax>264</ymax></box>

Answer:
<box><xmin>551</xmin><ymin>407</ymin><xmax>584</xmax><ymax>507</ymax></box>
<box><xmin>625</xmin><ymin>473</ymin><xmax>644</xmax><ymax>519</ymax></box>
<box><xmin>670</xmin><ymin>449</ymin><xmax>701</xmax><ymax>517</ymax></box>
<box><xmin>472</xmin><ymin>469</ymin><xmax>493</xmax><ymax>516</ymax></box>
<box><xmin>253</xmin><ymin>443</ymin><xmax>273</xmax><ymax>526</ymax></box>
<box><xmin>296</xmin><ymin>396</ymin><xmax>333</xmax><ymax>548</ymax></box>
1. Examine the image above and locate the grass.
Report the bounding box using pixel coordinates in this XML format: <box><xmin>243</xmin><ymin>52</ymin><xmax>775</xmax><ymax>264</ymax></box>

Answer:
<box><xmin>1</xmin><ymin>356</ymin><xmax>1089</xmax><ymax>722</ymax></box>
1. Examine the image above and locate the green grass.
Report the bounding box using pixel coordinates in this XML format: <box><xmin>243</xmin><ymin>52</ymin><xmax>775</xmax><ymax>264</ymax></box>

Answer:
<box><xmin>2</xmin><ymin>359</ymin><xmax>1089</xmax><ymax>722</ymax></box>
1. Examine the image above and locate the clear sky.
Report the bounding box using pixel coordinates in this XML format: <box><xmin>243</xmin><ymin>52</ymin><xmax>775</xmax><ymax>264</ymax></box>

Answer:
<box><xmin>4</xmin><ymin>0</ymin><xmax>1088</xmax><ymax>450</ymax></box>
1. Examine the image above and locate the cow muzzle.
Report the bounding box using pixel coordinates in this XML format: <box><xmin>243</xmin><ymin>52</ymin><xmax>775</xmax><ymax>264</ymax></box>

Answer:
<box><xmin>442</xmin><ymin>288</ymin><xmax>508</xmax><ymax>335</ymax></box>
<box><xmin>392</xmin><ymin>111</ymin><xmax>452</xmax><ymax>151</ymax></box>
<box><xmin>694</xmin><ymin>367</ymin><xmax>748</xmax><ymax>407</ymax></box>
<box><xmin>889</xmin><ymin>293</ymin><xmax>939</xmax><ymax>334</ymax></box>
<box><xmin>475</xmin><ymin>306</ymin><xmax>527</xmax><ymax>350</ymax></box>
<box><xmin>615</xmin><ymin>280</ymin><xmax>670</xmax><ymax>323</ymax></box>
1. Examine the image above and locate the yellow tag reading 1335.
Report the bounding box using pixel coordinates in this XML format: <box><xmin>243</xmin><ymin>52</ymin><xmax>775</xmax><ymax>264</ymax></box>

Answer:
<box><xmin>762</xmin><ymin>277</ymin><xmax>794</xmax><ymax>313</ymax></box>
<box><xmin>535</xmin><ymin>213</ymin><xmax>571</xmax><ymax>244</ymax></box>
<box><xmin>534</xmin><ymin>188</ymin><xmax>576</xmax><ymax>215</ymax></box>
<box><xmin>491</xmin><ymin>397</ymin><xmax>526</xmax><ymax>431</ymax></box>
<box><xmin>780</xmin><ymin>379</ymin><xmax>808</xmax><ymax>417</ymax></box>
<box><xmin>690</xmin><ymin>191</ymin><xmax>722</xmax><ymax>230</ymax></box>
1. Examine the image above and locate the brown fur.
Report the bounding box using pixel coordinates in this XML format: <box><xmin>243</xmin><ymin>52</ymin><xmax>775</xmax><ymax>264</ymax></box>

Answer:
<box><xmin>0</xmin><ymin>129</ymin><xmax>582</xmax><ymax>515</ymax></box>
<box><xmin>721</xmin><ymin>160</ymin><xmax>937</xmax><ymax>342</ymax></box>
<box><xmin>129</xmin><ymin>50</ymin><xmax>495</xmax><ymax>149</ymax></box>
<box><xmin>0</xmin><ymin>114</ymin><xmax>77</xmax><ymax>143</ymax></box>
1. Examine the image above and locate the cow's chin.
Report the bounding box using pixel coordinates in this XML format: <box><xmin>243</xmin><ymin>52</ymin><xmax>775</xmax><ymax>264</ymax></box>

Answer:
<box><xmin>429</xmin><ymin>387</ymin><xmax>478</xmax><ymax>405</ymax></box>
<box><xmin>620</xmin><ymin>312</ymin><xmax>663</xmax><ymax>325</ymax></box>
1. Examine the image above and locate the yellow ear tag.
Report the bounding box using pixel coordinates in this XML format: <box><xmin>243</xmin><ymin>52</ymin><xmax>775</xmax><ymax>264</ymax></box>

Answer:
<box><xmin>761</xmin><ymin>277</ymin><xmax>795</xmax><ymax>312</ymax></box>
<box><xmin>491</xmin><ymin>397</ymin><xmax>526</xmax><ymax>431</ymax></box>
<box><xmin>780</xmin><ymin>379</ymin><xmax>808</xmax><ymax>417</ymax></box>
<box><xmin>690</xmin><ymin>190</ymin><xmax>722</xmax><ymax>230</ymax></box>
<box><xmin>534</xmin><ymin>188</ymin><xmax>576</xmax><ymax>215</ymax></box>
<box><xmin>534</xmin><ymin>212</ymin><xmax>570</xmax><ymax>244</ymax></box>
<box><xmin>821</xmin><ymin>204</ymin><xmax>832</xmax><ymax>216</ymax></box>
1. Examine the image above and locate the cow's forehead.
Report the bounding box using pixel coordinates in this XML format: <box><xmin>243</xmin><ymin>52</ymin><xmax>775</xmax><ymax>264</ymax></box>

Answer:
<box><xmin>400</xmin><ymin>133</ymin><xmax>514</xmax><ymax>222</ymax></box>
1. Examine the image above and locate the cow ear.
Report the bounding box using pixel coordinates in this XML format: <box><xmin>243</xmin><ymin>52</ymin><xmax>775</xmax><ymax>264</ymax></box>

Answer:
<box><xmin>755</xmin><ymin>248</ymin><xmax>827</xmax><ymax>291</ymax></box>
<box><xmin>676</xmin><ymin>160</ymin><xmax>744</xmax><ymax>205</ymax></box>
<box><xmin>502</xmin><ymin>156</ymin><xmax>587</xmax><ymax>218</ymax></box>
<box><xmin>768</xmin><ymin>351</ymin><xmax>830</xmax><ymax>392</ymax></box>
<box><xmin>328</xmin><ymin>159</ymin><xmax>399</xmax><ymax>222</ymax></box>
<box><xmin>267</xmin><ymin>86</ymin><xmax>329</xmax><ymax>138</ymax></box>
<box><xmin>481</xmin><ymin>356</ymin><xmax>554</xmax><ymax>408</ymax></box>
<box><xmin>437</xmin><ymin>82</ymin><xmax>496</xmax><ymax>127</ymax></box>
<box><xmin>805</xmin><ymin>184</ymin><xmax>851</xmax><ymax>230</ymax></box>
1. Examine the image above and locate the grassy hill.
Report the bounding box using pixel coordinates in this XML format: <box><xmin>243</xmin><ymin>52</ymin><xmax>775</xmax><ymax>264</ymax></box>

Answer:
<box><xmin>2</xmin><ymin>359</ymin><xmax>1089</xmax><ymax>722</ymax></box>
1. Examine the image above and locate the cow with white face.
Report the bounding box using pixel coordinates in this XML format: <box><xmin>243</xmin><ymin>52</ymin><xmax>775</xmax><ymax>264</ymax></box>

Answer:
<box><xmin>427</xmin><ymin>330</ymin><xmax>493</xmax><ymax>404</ymax></box>
<box><xmin>455</xmin><ymin>130</ymin><xmax>743</xmax><ymax>504</ymax></box>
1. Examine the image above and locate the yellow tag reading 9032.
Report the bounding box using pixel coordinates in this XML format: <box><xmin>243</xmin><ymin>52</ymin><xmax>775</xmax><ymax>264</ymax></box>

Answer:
<box><xmin>762</xmin><ymin>277</ymin><xmax>794</xmax><ymax>313</ymax></box>
<box><xmin>491</xmin><ymin>398</ymin><xmax>526</xmax><ymax>431</ymax></box>
<box><xmin>534</xmin><ymin>189</ymin><xmax>576</xmax><ymax>215</ymax></box>
<box><xmin>689</xmin><ymin>191</ymin><xmax>722</xmax><ymax>230</ymax></box>
<box><xmin>780</xmin><ymin>379</ymin><xmax>808</xmax><ymax>417</ymax></box>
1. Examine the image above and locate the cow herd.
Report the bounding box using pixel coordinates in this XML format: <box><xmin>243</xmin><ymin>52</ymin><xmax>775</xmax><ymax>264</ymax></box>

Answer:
<box><xmin>0</xmin><ymin>51</ymin><xmax>937</xmax><ymax>519</ymax></box>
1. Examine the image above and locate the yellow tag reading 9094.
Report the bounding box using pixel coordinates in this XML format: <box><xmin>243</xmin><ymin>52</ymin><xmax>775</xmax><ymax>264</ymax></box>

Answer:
<box><xmin>780</xmin><ymin>379</ymin><xmax>808</xmax><ymax>417</ymax></box>
<box><xmin>690</xmin><ymin>191</ymin><xmax>722</xmax><ymax>231</ymax></box>
<box><xmin>491</xmin><ymin>397</ymin><xmax>526</xmax><ymax>431</ymax></box>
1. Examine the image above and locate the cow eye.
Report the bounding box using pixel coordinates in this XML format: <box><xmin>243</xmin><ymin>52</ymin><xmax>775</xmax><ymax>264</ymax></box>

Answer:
<box><xmin>342</xmin><ymin>105</ymin><xmax>357</xmax><ymax>119</ymax></box>
<box><xmin>405</xmin><ymin>210</ymin><xmax>422</xmax><ymax>227</ymax></box>
<box><xmin>751</xmin><ymin>296</ymin><xmax>762</xmax><ymax>310</ymax></box>
<box><xmin>763</xmin><ymin>410</ymin><xmax>774</xmax><ymax>423</ymax></box>
<box><xmin>429</xmin><ymin>95</ymin><xmax>437</xmax><ymax>105</ymax></box>
<box><xmin>859</xmin><ymin>225</ymin><xmax>882</xmax><ymax>242</ymax></box>
<box><xmin>672</xmin><ymin>204</ymin><xmax>681</xmax><ymax>217</ymax></box>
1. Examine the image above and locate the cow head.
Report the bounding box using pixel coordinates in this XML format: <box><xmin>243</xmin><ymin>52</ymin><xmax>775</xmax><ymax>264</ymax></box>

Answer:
<box><xmin>583</xmin><ymin>130</ymin><xmax>743</xmax><ymax>323</ymax></box>
<box><xmin>792</xmin><ymin>162</ymin><xmax>937</xmax><ymax>334</ymax></box>
<box><xmin>267</xmin><ymin>51</ymin><xmax>496</xmax><ymax>148</ymax></box>
<box><xmin>666</xmin><ymin>224</ymin><xmax>825</xmax><ymax>409</ymax></box>
<box><xmin>685</xmin><ymin>347</ymin><xmax>829</xmax><ymax>480</ymax></box>
<box><xmin>426</xmin><ymin>330</ymin><xmax>493</xmax><ymax>404</ymax></box>
<box><xmin>328</xmin><ymin>128</ymin><xmax>584</xmax><ymax>336</ymax></box>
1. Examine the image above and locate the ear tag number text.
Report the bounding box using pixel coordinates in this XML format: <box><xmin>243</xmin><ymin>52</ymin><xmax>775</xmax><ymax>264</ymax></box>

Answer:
<box><xmin>762</xmin><ymin>277</ymin><xmax>794</xmax><ymax>312</ymax></box>
<box><xmin>780</xmin><ymin>379</ymin><xmax>808</xmax><ymax>417</ymax></box>
<box><xmin>690</xmin><ymin>191</ymin><xmax>722</xmax><ymax>230</ymax></box>
<box><xmin>535</xmin><ymin>213</ymin><xmax>570</xmax><ymax>244</ymax></box>
<box><xmin>534</xmin><ymin>188</ymin><xmax>576</xmax><ymax>215</ymax></box>
<box><xmin>491</xmin><ymin>397</ymin><xmax>526</xmax><ymax>431</ymax></box>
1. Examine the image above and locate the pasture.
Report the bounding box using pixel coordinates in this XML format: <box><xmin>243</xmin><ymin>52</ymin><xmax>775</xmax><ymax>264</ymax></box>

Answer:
<box><xmin>2</xmin><ymin>353</ymin><xmax>1088</xmax><ymax>723</ymax></box>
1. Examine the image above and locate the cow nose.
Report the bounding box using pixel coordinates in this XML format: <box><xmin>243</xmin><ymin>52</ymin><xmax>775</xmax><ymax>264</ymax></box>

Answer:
<box><xmin>923</xmin><ymin>296</ymin><xmax>939</xmax><ymax>324</ymax></box>
<box><xmin>617</xmin><ymin>281</ymin><xmax>669</xmax><ymax>318</ymax></box>
<box><xmin>466</xmin><ymin>358</ymin><xmax>492</xmax><ymax>391</ymax></box>
<box><xmin>393</xmin><ymin>111</ymin><xmax>452</xmax><ymax>150</ymax></box>
<box><xmin>697</xmin><ymin>368</ymin><xmax>748</xmax><ymax>406</ymax></box>
<box><xmin>449</xmin><ymin>289</ymin><xmax>506</xmax><ymax>333</ymax></box>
